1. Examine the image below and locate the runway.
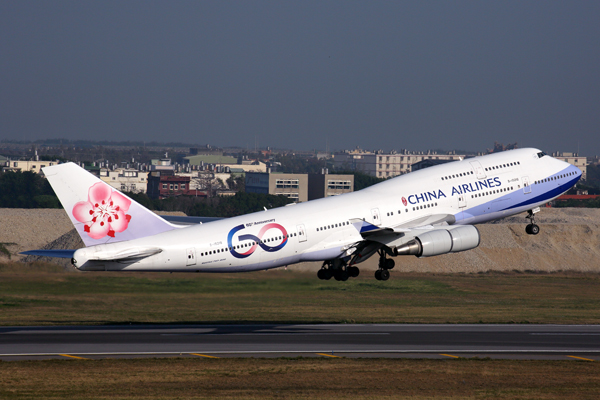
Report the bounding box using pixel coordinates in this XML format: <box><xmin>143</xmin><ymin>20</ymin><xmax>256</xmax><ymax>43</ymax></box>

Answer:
<box><xmin>2</xmin><ymin>324</ymin><xmax>600</xmax><ymax>361</ymax></box>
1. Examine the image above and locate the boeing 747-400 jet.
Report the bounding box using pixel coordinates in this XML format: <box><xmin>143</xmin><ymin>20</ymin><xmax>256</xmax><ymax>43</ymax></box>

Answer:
<box><xmin>23</xmin><ymin>148</ymin><xmax>581</xmax><ymax>281</ymax></box>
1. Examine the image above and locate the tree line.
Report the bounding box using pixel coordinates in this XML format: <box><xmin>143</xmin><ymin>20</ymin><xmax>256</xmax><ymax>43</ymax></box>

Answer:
<box><xmin>0</xmin><ymin>171</ymin><xmax>61</xmax><ymax>208</ymax></box>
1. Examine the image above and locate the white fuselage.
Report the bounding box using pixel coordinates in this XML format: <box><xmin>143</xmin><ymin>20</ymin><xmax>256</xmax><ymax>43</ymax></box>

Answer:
<box><xmin>73</xmin><ymin>148</ymin><xmax>581</xmax><ymax>272</ymax></box>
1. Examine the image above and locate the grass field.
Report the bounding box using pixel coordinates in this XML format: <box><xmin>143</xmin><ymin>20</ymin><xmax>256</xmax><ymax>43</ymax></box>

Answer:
<box><xmin>3</xmin><ymin>263</ymin><xmax>600</xmax><ymax>399</ymax></box>
<box><xmin>1</xmin><ymin>262</ymin><xmax>600</xmax><ymax>325</ymax></box>
<box><xmin>1</xmin><ymin>357</ymin><xmax>600</xmax><ymax>399</ymax></box>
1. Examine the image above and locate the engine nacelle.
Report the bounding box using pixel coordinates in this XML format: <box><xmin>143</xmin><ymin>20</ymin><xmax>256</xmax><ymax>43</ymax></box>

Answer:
<box><xmin>393</xmin><ymin>225</ymin><xmax>480</xmax><ymax>257</ymax></box>
<box><xmin>447</xmin><ymin>225</ymin><xmax>481</xmax><ymax>253</ymax></box>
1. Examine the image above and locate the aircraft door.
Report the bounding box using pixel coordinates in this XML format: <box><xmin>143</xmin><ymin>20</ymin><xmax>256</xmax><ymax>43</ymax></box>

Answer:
<box><xmin>370</xmin><ymin>208</ymin><xmax>381</xmax><ymax>226</ymax></box>
<box><xmin>522</xmin><ymin>176</ymin><xmax>531</xmax><ymax>194</ymax></box>
<box><xmin>296</xmin><ymin>224</ymin><xmax>307</xmax><ymax>243</ymax></box>
<box><xmin>185</xmin><ymin>248</ymin><xmax>196</xmax><ymax>266</ymax></box>
<box><xmin>470</xmin><ymin>161</ymin><xmax>486</xmax><ymax>180</ymax></box>
<box><xmin>458</xmin><ymin>194</ymin><xmax>467</xmax><ymax>209</ymax></box>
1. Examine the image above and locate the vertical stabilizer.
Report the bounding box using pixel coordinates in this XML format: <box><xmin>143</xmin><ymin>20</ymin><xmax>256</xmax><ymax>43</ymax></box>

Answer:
<box><xmin>43</xmin><ymin>163</ymin><xmax>179</xmax><ymax>247</ymax></box>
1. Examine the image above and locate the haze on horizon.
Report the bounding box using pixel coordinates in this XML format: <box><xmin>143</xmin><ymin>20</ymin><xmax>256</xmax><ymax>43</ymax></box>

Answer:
<box><xmin>1</xmin><ymin>1</ymin><xmax>599</xmax><ymax>156</ymax></box>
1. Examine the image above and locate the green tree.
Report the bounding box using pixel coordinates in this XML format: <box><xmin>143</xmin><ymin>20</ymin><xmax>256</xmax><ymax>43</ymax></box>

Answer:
<box><xmin>585</xmin><ymin>164</ymin><xmax>600</xmax><ymax>189</ymax></box>
<box><xmin>0</xmin><ymin>171</ymin><xmax>60</xmax><ymax>208</ymax></box>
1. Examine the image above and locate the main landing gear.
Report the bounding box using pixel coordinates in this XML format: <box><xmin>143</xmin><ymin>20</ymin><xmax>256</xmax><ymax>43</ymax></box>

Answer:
<box><xmin>375</xmin><ymin>250</ymin><xmax>395</xmax><ymax>281</ymax></box>
<box><xmin>525</xmin><ymin>209</ymin><xmax>540</xmax><ymax>235</ymax></box>
<box><xmin>317</xmin><ymin>259</ymin><xmax>359</xmax><ymax>281</ymax></box>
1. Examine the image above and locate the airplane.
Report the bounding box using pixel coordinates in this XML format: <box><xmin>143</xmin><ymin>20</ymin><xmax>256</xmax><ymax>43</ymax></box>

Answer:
<box><xmin>23</xmin><ymin>148</ymin><xmax>582</xmax><ymax>281</ymax></box>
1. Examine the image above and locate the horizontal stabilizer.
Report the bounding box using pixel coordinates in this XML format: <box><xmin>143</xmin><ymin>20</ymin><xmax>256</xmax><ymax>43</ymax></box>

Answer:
<box><xmin>20</xmin><ymin>249</ymin><xmax>76</xmax><ymax>259</ymax></box>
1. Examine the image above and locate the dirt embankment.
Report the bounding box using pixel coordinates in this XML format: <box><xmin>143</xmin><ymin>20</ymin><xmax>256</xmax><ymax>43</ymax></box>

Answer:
<box><xmin>1</xmin><ymin>208</ymin><xmax>599</xmax><ymax>273</ymax></box>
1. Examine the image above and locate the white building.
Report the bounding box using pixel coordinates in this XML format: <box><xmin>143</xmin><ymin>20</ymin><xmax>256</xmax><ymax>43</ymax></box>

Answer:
<box><xmin>3</xmin><ymin>160</ymin><xmax>60</xmax><ymax>174</ymax></box>
<box><xmin>99</xmin><ymin>168</ymin><xmax>148</xmax><ymax>193</ymax></box>
<box><xmin>551</xmin><ymin>152</ymin><xmax>587</xmax><ymax>180</ymax></box>
<box><xmin>332</xmin><ymin>149</ymin><xmax>463</xmax><ymax>178</ymax></box>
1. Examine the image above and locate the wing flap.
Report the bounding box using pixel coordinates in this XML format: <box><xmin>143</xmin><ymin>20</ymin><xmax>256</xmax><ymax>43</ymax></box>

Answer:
<box><xmin>351</xmin><ymin>214</ymin><xmax>456</xmax><ymax>238</ymax></box>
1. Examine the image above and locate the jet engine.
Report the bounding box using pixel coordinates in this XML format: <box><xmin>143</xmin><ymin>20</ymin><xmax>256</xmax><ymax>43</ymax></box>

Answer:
<box><xmin>393</xmin><ymin>225</ymin><xmax>480</xmax><ymax>257</ymax></box>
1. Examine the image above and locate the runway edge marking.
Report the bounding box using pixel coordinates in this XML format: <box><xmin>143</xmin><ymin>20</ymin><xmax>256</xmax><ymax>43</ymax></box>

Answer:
<box><xmin>440</xmin><ymin>354</ymin><xmax>460</xmax><ymax>359</ymax></box>
<box><xmin>59</xmin><ymin>354</ymin><xmax>89</xmax><ymax>360</ymax></box>
<box><xmin>316</xmin><ymin>353</ymin><xmax>341</xmax><ymax>358</ymax></box>
<box><xmin>190</xmin><ymin>353</ymin><xmax>220</xmax><ymax>359</ymax></box>
<box><xmin>567</xmin><ymin>355</ymin><xmax>595</xmax><ymax>362</ymax></box>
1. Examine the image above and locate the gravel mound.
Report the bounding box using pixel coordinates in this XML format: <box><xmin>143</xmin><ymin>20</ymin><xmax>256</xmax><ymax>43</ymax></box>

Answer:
<box><xmin>3</xmin><ymin>207</ymin><xmax>600</xmax><ymax>273</ymax></box>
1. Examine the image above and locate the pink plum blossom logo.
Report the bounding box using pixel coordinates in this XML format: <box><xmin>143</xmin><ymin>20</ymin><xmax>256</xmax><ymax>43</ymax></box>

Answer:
<box><xmin>72</xmin><ymin>182</ymin><xmax>132</xmax><ymax>239</ymax></box>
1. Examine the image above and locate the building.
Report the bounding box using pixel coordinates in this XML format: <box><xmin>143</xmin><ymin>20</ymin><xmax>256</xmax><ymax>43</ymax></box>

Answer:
<box><xmin>411</xmin><ymin>159</ymin><xmax>455</xmax><ymax>172</ymax></box>
<box><xmin>333</xmin><ymin>147</ymin><xmax>589</xmax><ymax>179</ymax></box>
<box><xmin>99</xmin><ymin>168</ymin><xmax>148</xmax><ymax>194</ymax></box>
<box><xmin>150</xmin><ymin>158</ymin><xmax>176</xmax><ymax>172</ymax></box>
<box><xmin>246</xmin><ymin>172</ymin><xmax>309</xmax><ymax>202</ymax></box>
<box><xmin>3</xmin><ymin>159</ymin><xmax>60</xmax><ymax>174</ymax></box>
<box><xmin>246</xmin><ymin>172</ymin><xmax>354</xmax><ymax>202</ymax></box>
<box><xmin>551</xmin><ymin>152</ymin><xmax>587</xmax><ymax>180</ymax></box>
<box><xmin>332</xmin><ymin>148</ymin><xmax>463</xmax><ymax>178</ymax></box>
<box><xmin>147</xmin><ymin>174</ymin><xmax>193</xmax><ymax>199</ymax></box>
<box><xmin>307</xmin><ymin>172</ymin><xmax>354</xmax><ymax>200</ymax></box>
<box><xmin>184</xmin><ymin>154</ymin><xmax>267</xmax><ymax>173</ymax></box>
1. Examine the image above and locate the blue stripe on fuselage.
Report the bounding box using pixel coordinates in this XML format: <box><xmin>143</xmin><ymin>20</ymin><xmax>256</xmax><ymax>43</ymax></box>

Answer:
<box><xmin>500</xmin><ymin>174</ymin><xmax>580</xmax><ymax>211</ymax></box>
<box><xmin>458</xmin><ymin>166</ymin><xmax>580</xmax><ymax>222</ymax></box>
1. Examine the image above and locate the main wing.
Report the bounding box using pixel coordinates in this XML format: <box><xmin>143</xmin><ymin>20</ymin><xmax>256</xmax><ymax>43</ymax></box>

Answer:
<box><xmin>348</xmin><ymin>213</ymin><xmax>480</xmax><ymax>265</ymax></box>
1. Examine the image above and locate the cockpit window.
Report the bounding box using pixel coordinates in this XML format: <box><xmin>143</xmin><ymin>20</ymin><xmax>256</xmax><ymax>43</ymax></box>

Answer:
<box><xmin>537</xmin><ymin>152</ymin><xmax>547</xmax><ymax>158</ymax></box>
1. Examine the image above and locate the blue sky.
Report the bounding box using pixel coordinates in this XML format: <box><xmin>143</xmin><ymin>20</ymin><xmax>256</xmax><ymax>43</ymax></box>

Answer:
<box><xmin>1</xmin><ymin>1</ymin><xmax>599</xmax><ymax>155</ymax></box>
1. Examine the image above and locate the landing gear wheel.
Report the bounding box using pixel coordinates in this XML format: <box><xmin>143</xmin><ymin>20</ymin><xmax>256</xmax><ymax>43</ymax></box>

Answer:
<box><xmin>375</xmin><ymin>270</ymin><xmax>382</xmax><ymax>280</ymax></box>
<box><xmin>525</xmin><ymin>210</ymin><xmax>540</xmax><ymax>235</ymax></box>
<box><xmin>384</xmin><ymin>258</ymin><xmax>395</xmax><ymax>270</ymax></box>
<box><xmin>379</xmin><ymin>269</ymin><xmax>390</xmax><ymax>281</ymax></box>
<box><xmin>348</xmin><ymin>266</ymin><xmax>360</xmax><ymax>277</ymax></box>
<box><xmin>318</xmin><ymin>261</ymin><xmax>335</xmax><ymax>280</ymax></box>
<box><xmin>334</xmin><ymin>270</ymin><xmax>349</xmax><ymax>281</ymax></box>
<box><xmin>526</xmin><ymin>224</ymin><xmax>540</xmax><ymax>235</ymax></box>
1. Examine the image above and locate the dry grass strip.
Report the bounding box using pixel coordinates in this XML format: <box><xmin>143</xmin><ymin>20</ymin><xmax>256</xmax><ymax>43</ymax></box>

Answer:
<box><xmin>2</xmin><ymin>358</ymin><xmax>600</xmax><ymax>399</ymax></box>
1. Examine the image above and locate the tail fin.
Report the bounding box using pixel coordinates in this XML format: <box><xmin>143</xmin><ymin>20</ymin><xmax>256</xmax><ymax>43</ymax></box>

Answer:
<box><xmin>43</xmin><ymin>163</ymin><xmax>179</xmax><ymax>247</ymax></box>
